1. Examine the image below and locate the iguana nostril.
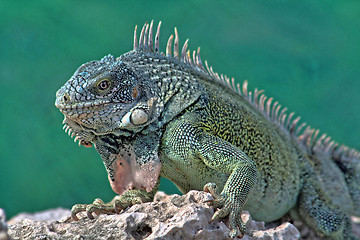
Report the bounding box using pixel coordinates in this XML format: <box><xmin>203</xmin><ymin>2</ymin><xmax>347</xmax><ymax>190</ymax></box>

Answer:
<box><xmin>63</xmin><ymin>94</ymin><xmax>70</xmax><ymax>103</ymax></box>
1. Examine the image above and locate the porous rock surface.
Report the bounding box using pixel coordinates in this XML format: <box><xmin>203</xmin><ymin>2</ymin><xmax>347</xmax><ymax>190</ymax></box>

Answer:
<box><xmin>3</xmin><ymin>191</ymin><xmax>304</xmax><ymax>239</ymax></box>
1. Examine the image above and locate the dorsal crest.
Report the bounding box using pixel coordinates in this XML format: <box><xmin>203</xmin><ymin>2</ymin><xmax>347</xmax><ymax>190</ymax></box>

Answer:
<box><xmin>133</xmin><ymin>21</ymin><xmax>206</xmax><ymax>73</ymax></box>
<box><xmin>132</xmin><ymin>20</ymin><xmax>360</xmax><ymax>161</ymax></box>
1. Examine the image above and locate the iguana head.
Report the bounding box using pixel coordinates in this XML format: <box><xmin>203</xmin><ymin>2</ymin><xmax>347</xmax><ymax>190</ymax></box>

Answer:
<box><xmin>55</xmin><ymin>53</ymin><xmax>161</xmax><ymax>147</ymax></box>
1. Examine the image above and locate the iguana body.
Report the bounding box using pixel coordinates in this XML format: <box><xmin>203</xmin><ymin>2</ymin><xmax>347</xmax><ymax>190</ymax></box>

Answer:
<box><xmin>55</xmin><ymin>21</ymin><xmax>360</xmax><ymax>239</ymax></box>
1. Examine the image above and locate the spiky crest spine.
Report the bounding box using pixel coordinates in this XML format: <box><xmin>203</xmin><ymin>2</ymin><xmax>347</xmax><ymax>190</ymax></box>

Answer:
<box><xmin>132</xmin><ymin>20</ymin><xmax>360</xmax><ymax>161</ymax></box>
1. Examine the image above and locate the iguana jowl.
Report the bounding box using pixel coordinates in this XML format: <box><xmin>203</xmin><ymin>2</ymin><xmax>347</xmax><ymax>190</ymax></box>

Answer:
<box><xmin>55</xmin><ymin>21</ymin><xmax>360</xmax><ymax>239</ymax></box>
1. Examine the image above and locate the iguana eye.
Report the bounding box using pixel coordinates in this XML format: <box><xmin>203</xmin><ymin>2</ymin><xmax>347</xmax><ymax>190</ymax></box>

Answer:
<box><xmin>98</xmin><ymin>79</ymin><xmax>110</xmax><ymax>91</ymax></box>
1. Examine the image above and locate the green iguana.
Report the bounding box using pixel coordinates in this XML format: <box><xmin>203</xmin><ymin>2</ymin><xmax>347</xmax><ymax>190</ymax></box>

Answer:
<box><xmin>55</xmin><ymin>21</ymin><xmax>360</xmax><ymax>239</ymax></box>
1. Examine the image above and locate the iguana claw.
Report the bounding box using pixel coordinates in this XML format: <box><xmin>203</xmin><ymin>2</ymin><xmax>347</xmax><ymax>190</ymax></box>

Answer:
<box><xmin>70</xmin><ymin>189</ymin><xmax>152</xmax><ymax>221</ymax></box>
<box><xmin>204</xmin><ymin>182</ymin><xmax>245</xmax><ymax>238</ymax></box>
<box><xmin>203</xmin><ymin>182</ymin><xmax>224</xmax><ymax>208</ymax></box>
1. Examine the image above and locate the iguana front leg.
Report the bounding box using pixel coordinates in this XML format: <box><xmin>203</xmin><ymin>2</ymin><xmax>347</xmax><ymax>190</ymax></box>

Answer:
<box><xmin>198</xmin><ymin>133</ymin><xmax>258</xmax><ymax>237</ymax></box>
<box><xmin>71</xmin><ymin>179</ymin><xmax>159</xmax><ymax>220</ymax></box>
<box><xmin>163</xmin><ymin>119</ymin><xmax>258</xmax><ymax>238</ymax></box>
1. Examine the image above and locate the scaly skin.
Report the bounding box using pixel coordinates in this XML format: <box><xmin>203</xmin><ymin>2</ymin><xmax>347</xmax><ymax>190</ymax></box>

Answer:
<box><xmin>55</xmin><ymin>21</ymin><xmax>359</xmax><ymax>239</ymax></box>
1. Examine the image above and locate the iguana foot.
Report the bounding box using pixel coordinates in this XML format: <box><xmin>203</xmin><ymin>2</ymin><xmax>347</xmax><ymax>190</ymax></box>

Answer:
<box><xmin>204</xmin><ymin>182</ymin><xmax>246</xmax><ymax>238</ymax></box>
<box><xmin>71</xmin><ymin>198</ymin><xmax>116</xmax><ymax>221</ymax></box>
<box><xmin>71</xmin><ymin>193</ymin><xmax>144</xmax><ymax>221</ymax></box>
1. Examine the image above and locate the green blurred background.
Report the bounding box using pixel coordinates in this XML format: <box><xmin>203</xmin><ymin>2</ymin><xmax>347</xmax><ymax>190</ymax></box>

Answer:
<box><xmin>1</xmin><ymin>0</ymin><xmax>359</xmax><ymax>218</ymax></box>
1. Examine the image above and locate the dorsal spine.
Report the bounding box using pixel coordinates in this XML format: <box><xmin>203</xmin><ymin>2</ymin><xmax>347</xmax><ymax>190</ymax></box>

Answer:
<box><xmin>132</xmin><ymin>20</ymin><xmax>360</xmax><ymax>161</ymax></box>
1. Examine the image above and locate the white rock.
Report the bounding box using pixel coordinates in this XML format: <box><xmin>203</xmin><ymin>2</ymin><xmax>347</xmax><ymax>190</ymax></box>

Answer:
<box><xmin>6</xmin><ymin>191</ymin><xmax>304</xmax><ymax>239</ymax></box>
